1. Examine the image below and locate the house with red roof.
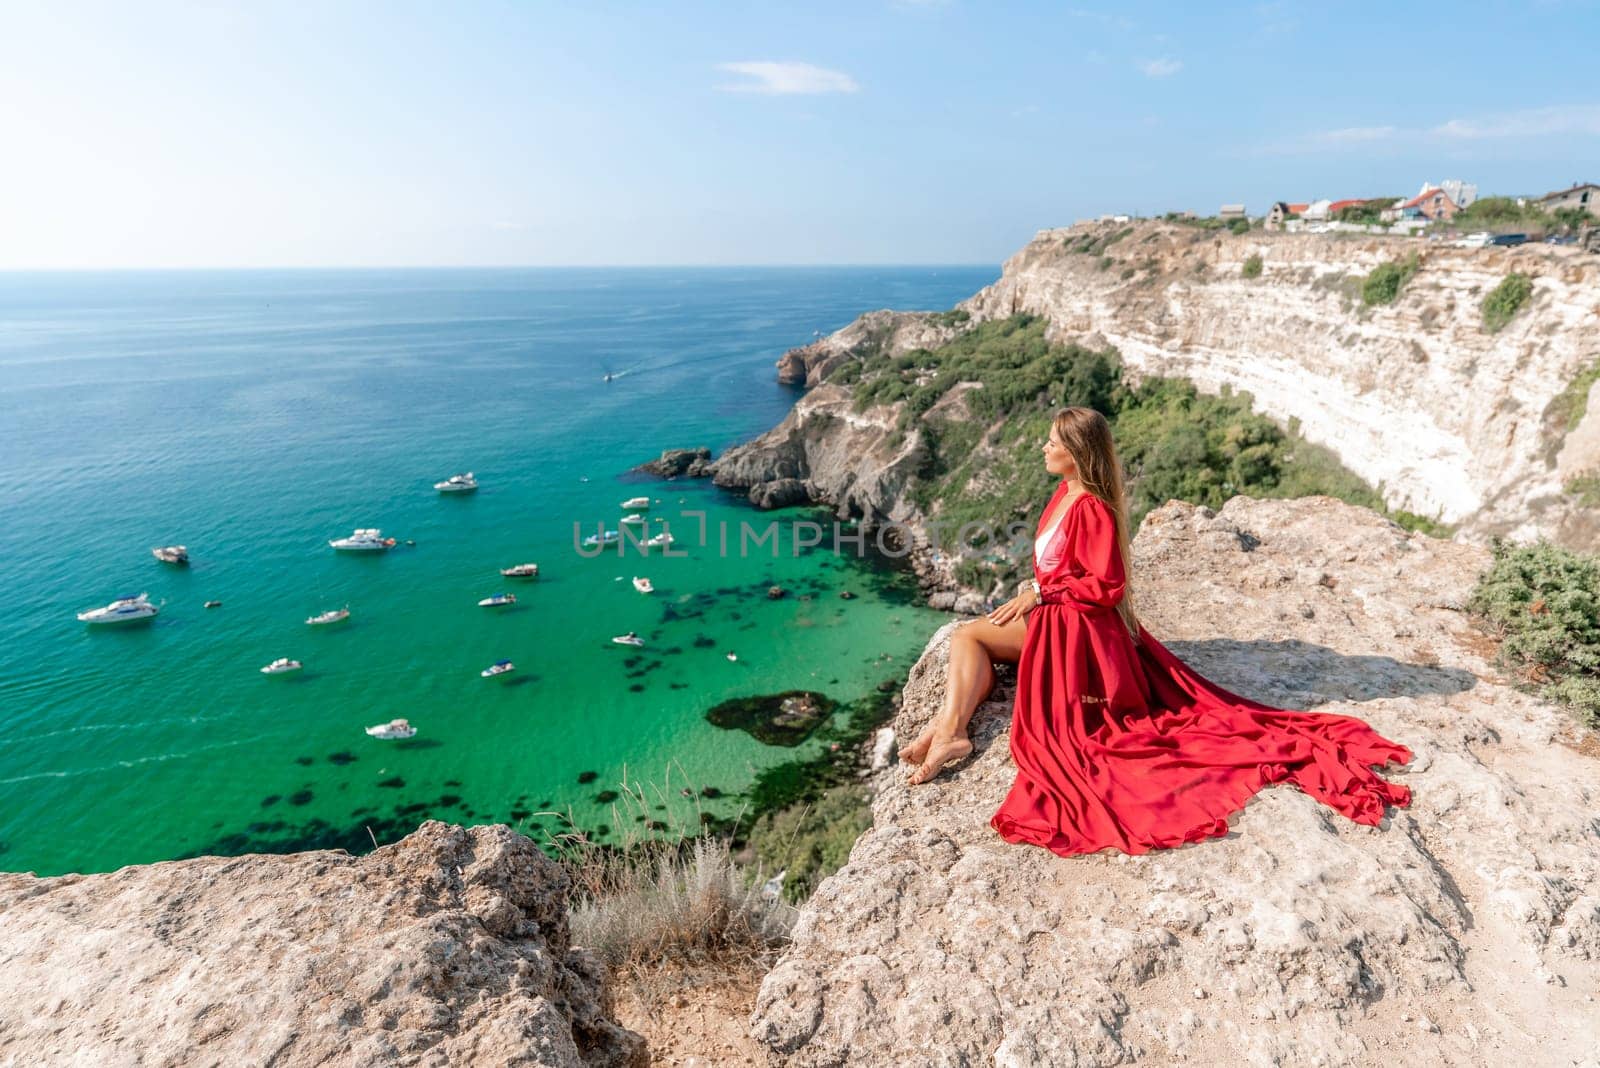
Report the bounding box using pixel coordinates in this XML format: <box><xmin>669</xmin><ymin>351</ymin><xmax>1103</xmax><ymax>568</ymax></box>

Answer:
<box><xmin>1398</xmin><ymin>188</ymin><xmax>1459</xmax><ymax>221</ymax></box>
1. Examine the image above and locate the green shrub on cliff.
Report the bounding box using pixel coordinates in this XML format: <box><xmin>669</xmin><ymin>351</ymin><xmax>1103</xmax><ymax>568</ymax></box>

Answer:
<box><xmin>1481</xmin><ymin>273</ymin><xmax>1533</xmax><ymax>334</ymax></box>
<box><xmin>1242</xmin><ymin>254</ymin><xmax>1263</xmax><ymax>279</ymax></box>
<box><xmin>1361</xmin><ymin>253</ymin><xmax>1419</xmax><ymax>306</ymax></box>
<box><xmin>1468</xmin><ymin>540</ymin><xmax>1600</xmax><ymax>728</ymax></box>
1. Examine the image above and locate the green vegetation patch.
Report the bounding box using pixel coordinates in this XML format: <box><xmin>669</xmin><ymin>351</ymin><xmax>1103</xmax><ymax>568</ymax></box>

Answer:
<box><xmin>705</xmin><ymin>689</ymin><xmax>838</xmax><ymax>747</ymax></box>
<box><xmin>1481</xmin><ymin>273</ymin><xmax>1533</xmax><ymax>334</ymax></box>
<box><xmin>1469</xmin><ymin>540</ymin><xmax>1600</xmax><ymax>728</ymax></box>
<box><xmin>748</xmin><ymin>784</ymin><xmax>872</xmax><ymax>903</ymax></box>
<box><xmin>1361</xmin><ymin>253</ymin><xmax>1419</xmax><ymax>306</ymax></box>
<box><xmin>1242</xmin><ymin>253</ymin><xmax>1263</xmax><ymax>279</ymax></box>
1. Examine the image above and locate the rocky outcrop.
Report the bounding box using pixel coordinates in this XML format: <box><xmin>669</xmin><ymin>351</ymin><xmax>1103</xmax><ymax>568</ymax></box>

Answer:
<box><xmin>963</xmin><ymin>222</ymin><xmax>1600</xmax><ymax>546</ymax></box>
<box><xmin>751</xmin><ymin>496</ymin><xmax>1600</xmax><ymax>1066</ymax></box>
<box><xmin>775</xmin><ymin>310</ymin><xmax>964</xmax><ymax>387</ymax></box>
<box><xmin>711</xmin><ymin>382</ymin><xmax>929</xmax><ymax>526</ymax></box>
<box><xmin>634</xmin><ymin>446</ymin><xmax>713</xmax><ymax>479</ymax></box>
<box><xmin>0</xmin><ymin>822</ymin><xmax>647</xmax><ymax>1068</ymax></box>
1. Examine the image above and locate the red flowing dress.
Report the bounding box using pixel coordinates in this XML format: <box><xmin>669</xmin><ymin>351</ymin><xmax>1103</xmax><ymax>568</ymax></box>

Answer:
<box><xmin>990</xmin><ymin>481</ymin><xmax>1412</xmax><ymax>857</ymax></box>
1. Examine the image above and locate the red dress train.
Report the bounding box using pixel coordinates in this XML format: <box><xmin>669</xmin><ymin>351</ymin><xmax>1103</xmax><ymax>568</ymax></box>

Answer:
<box><xmin>990</xmin><ymin>481</ymin><xmax>1412</xmax><ymax>857</ymax></box>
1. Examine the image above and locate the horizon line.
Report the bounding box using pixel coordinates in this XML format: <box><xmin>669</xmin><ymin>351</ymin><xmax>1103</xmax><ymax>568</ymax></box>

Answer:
<box><xmin>0</xmin><ymin>261</ymin><xmax>1001</xmax><ymax>274</ymax></box>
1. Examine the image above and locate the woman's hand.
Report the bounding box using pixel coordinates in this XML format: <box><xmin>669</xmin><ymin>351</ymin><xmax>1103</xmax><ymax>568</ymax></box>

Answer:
<box><xmin>988</xmin><ymin>589</ymin><xmax>1038</xmax><ymax>626</ymax></box>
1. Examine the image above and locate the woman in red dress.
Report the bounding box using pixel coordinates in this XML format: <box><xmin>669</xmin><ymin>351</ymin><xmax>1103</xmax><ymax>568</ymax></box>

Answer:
<box><xmin>899</xmin><ymin>406</ymin><xmax>1412</xmax><ymax>856</ymax></box>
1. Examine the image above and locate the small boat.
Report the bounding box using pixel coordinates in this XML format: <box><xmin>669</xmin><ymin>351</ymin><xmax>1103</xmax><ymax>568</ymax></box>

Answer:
<box><xmin>603</xmin><ymin>373</ymin><xmax>614</xmax><ymax>382</ymax></box>
<box><xmin>478</xmin><ymin>593</ymin><xmax>517</xmax><ymax>607</ymax></box>
<box><xmin>582</xmin><ymin>530</ymin><xmax>620</xmax><ymax>548</ymax></box>
<box><xmin>260</xmin><ymin>657</ymin><xmax>303</xmax><ymax>675</ymax></box>
<box><xmin>204</xmin><ymin>600</ymin><xmax>222</xmax><ymax>609</ymax></box>
<box><xmin>480</xmin><ymin>659</ymin><xmax>515</xmax><ymax>678</ymax></box>
<box><xmin>632</xmin><ymin>577</ymin><xmax>654</xmax><ymax>594</ymax></box>
<box><xmin>152</xmin><ymin>545</ymin><xmax>189</xmax><ymax>565</ymax></box>
<box><xmin>434</xmin><ymin>472</ymin><xmax>478</xmax><ymax>493</ymax></box>
<box><xmin>365</xmin><ymin>718</ymin><xmax>416</xmax><ymax>740</ymax></box>
<box><xmin>620</xmin><ymin>496</ymin><xmax>650</xmax><ymax>510</ymax></box>
<box><xmin>620</xmin><ymin>513</ymin><xmax>646</xmax><ymax>526</ymax></box>
<box><xmin>78</xmin><ymin>593</ymin><xmax>160</xmax><ymax>625</ymax></box>
<box><xmin>500</xmin><ymin>563</ymin><xmax>540</xmax><ymax>578</ymax></box>
<box><xmin>644</xmin><ymin>531</ymin><xmax>675</xmax><ymax>548</ymax></box>
<box><xmin>306</xmin><ymin>608</ymin><xmax>350</xmax><ymax>626</ymax></box>
<box><xmin>726</xmin><ymin>652</ymin><xmax>738</xmax><ymax>662</ymax></box>
<box><xmin>611</xmin><ymin>632</ymin><xmax>645</xmax><ymax>647</ymax></box>
<box><xmin>330</xmin><ymin>528</ymin><xmax>395</xmax><ymax>552</ymax></box>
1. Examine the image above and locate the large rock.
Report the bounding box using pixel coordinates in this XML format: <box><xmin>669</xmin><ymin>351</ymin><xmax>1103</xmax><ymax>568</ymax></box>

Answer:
<box><xmin>0</xmin><ymin>822</ymin><xmax>647</xmax><ymax>1068</ymax></box>
<box><xmin>751</xmin><ymin>496</ymin><xmax>1600</xmax><ymax>1066</ymax></box>
<box><xmin>775</xmin><ymin>310</ymin><xmax>962</xmax><ymax>387</ymax></box>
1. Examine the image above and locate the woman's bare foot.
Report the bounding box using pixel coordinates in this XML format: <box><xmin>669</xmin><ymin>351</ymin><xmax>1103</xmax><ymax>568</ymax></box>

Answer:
<box><xmin>906</xmin><ymin>735</ymin><xmax>974</xmax><ymax>786</ymax></box>
<box><xmin>898</xmin><ymin>726</ymin><xmax>937</xmax><ymax>767</ymax></box>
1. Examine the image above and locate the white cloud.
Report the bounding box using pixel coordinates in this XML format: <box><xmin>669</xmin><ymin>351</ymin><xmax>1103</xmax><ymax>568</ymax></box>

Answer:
<box><xmin>1430</xmin><ymin>104</ymin><xmax>1600</xmax><ymax>139</ymax></box>
<box><xmin>1260</xmin><ymin>102</ymin><xmax>1600</xmax><ymax>155</ymax></box>
<box><xmin>1317</xmin><ymin>125</ymin><xmax>1399</xmax><ymax>144</ymax></box>
<box><xmin>716</xmin><ymin>61</ymin><xmax>860</xmax><ymax>95</ymax></box>
<box><xmin>1138</xmin><ymin>57</ymin><xmax>1182</xmax><ymax>78</ymax></box>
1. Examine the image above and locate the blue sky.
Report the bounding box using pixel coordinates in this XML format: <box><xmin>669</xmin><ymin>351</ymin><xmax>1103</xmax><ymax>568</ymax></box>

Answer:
<box><xmin>3</xmin><ymin>0</ymin><xmax>1596</xmax><ymax>268</ymax></box>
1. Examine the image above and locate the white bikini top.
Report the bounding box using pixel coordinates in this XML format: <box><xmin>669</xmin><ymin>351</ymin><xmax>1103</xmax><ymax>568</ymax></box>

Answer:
<box><xmin>1034</xmin><ymin>494</ymin><xmax>1075</xmax><ymax>570</ymax></box>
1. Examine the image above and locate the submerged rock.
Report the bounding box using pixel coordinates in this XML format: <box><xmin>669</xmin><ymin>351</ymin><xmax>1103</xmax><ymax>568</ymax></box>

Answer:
<box><xmin>706</xmin><ymin>689</ymin><xmax>838</xmax><ymax>747</ymax></box>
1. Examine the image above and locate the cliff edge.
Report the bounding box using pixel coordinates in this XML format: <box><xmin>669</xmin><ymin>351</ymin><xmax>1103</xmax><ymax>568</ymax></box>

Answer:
<box><xmin>751</xmin><ymin>496</ymin><xmax>1600</xmax><ymax>1066</ymax></box>
<box><xmin>0</xmin><ymin>822</ymin><xmax>647</xmax><ymax>1068</ymax></box>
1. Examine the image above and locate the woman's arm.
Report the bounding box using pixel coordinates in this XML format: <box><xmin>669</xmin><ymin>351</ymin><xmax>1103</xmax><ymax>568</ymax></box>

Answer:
<box><xmin>1036</xmin><ymin>495</ymin><xmax>1126</xmax><ymax>608</ymax></box>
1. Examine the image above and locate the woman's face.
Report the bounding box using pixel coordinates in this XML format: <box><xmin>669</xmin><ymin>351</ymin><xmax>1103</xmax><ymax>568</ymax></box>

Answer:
<box><xmin>1043</xmin><ymin>427</ymin><xmax>1077</xmax><ymax>478</ymax></box>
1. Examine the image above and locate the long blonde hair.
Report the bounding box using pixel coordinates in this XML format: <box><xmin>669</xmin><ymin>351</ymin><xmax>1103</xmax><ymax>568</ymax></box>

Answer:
<box><xmin>1053</xmin><ymin>407</ymin><xmax>1141</xmax><ymax>642</ymax></box>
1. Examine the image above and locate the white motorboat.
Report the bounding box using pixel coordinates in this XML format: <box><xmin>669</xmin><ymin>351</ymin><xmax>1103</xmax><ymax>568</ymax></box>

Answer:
<box><xmin>306</xmin><ymin>608</ymin><xmax>350</xmax><ymax>626</ymax></box>
<box><xmin>582</xmin><ymin>529</ymin><xmax>620</xmax><ymax>548</ymax></box>
<box><xmin>152</xmin><ymin>545</ymin><xmax>188</xmax><ymax>565</ymax></box>
<box><xmin>726</xmin><ymin>652</ymin><xmax>738</xmax><ymax>662</ymax></box>
<box><xmin>611</xmin><ymin>632</ymin><xmax>645</xmax><ymax>647</ymax></box>
<box><xmin>500</xmin><ymin>562</ymin><xmax>540</xmax><ymax>578</ymax></box>
<box><xmin>620</xmin><ymin>512</ymin><xmax>646</xmax><ymax>525</ymax></box>
<box><xmin>478</xmin><ymin>593</ymin><xmax>517</xmax><ymax>607</ymax></box>
<box><xmin>434</xmin><ymin>472</ymin><xmax>478</xmax><ymax>493</ymax></box>
<box><xmin>644</xmin><ymin>531</ymin><xmax>675</xmax><ymax>548</ymax></box>
<box><xmin>77</xmin><ymin>593</ymin><xmax>160</xmax><ymax>625</ymax></box>
<box><xmin>260</xmin><ymin>657</ymin><xmax>303</xmax><ymax>675</ymax></box>
<box><xmin>620</xmin><ymin>496</ymin><xmax>650</xmax><ymax>509</ymax></box>
<box><xmin>480</xmin><ymin>659</ymin><xmax>515</xmax><ymax>678</ymax></box>
<box><xmin>329</xmin><ymin>528</ymin><xmax>395</xmax><ymax>552</ymax></box>
<box><xmin>365</xmin><ymin>718</ymin><xmax>416</xmax><ymax>740</ymax></box>
<box><xmin>632</xmin><ymin>577</ymin><xmax>654</xmax><ymax>594</ymax></box>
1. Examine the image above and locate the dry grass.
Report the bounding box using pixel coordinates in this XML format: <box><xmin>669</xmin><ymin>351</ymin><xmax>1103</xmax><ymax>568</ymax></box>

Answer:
<box><xmin>557</xmin><ymin>766</ymin><xmax>797</xmax><ymax>974</ymax></box>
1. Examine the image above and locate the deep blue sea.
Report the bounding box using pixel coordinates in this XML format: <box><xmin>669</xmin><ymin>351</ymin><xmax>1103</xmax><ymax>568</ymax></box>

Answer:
<box><xmin>0</xmin><ymin>266</ymin><xmax>996</xmax><ymax>876</ymax></box>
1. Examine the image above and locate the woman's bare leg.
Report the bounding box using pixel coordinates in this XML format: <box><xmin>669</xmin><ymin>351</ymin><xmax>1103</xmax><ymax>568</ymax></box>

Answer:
<box><xmin>901</xmin><ymin>616</ymin><xmax>1026</xmax><ymax>785</ymax></box>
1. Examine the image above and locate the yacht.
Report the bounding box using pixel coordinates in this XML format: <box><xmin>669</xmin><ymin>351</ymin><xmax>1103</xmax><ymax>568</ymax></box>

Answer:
<box><xmin>620</xmin><ymin>512</ymin><xmax>646</xmax><ymax>526</ymax></box>
<box><xmin>77</xmin><ymin>593</ymin><xmax>160</xmax><ymax>625</ymax></box>
<box><xmin>260</xmin><ymin>657</ymin><xmax>303</xmax><ymax>675</ymax></box>
<box><xmin>434</xmin><ymin>472</ymin><xmax>478</xmax><ymax>493</ymax></box>
<box><xmin>632</xmin><ymin>577</ymin><xmax>654</xmax><ymax>594</ymax></box>
<box><xmin>582</xmin><ymin>529</ymin><xmax>620</xmax><ymax>548</ymax></box>
<box><xmin>478</xmin><ymin>593</ymin><xmax>517</xmax><ymax>607</ymax></box>
<box><xmin>204</xmin><ymin>600</ymin><xmax>222</xmax><ymax>609</ymax></box>
<box><xmin>611</xmin><ymin>632</ymin><xmax>645</xmax><ymax>647</ymax></box>
<box><xmin>365</xmin><ymin>718</ymin><xmax>416</xmax><ymax>740</ymax></box>
<box><xmin>726</xmin><ymin>652</ymin><xmax>738</xmax><ymax>662</ymax></box>
<box><xmin>500</xmin><ymin>563</ymin><xmax>540</xmax><ymax>578</ymax></box>
<box><xmin>644</xmin><ymin>531</ymin><xmax>675</xmax><ymax>548</ymax></box>
<box><xmin>306</xmin><ymin>608</ymin><xmax>350</xmax><ymax>626</ymax></box>
<box><xmin>329</xmin><ymin>528</ymin><xmax>395</xmax><ymax>552</ymax></box>
<box><xmin>480</xmin><ymin>659</ymin><xmax>515</xmax><ymax>678</ymax></box>
<box><xmin>620</xmin><ymin>496</ymin><xmax>650</xmax><ymax>510</ymax></box>
<box><xmin>152</xmin><ymin>545</ymin><xmax>189</xmax><ymax>565</ymax></box>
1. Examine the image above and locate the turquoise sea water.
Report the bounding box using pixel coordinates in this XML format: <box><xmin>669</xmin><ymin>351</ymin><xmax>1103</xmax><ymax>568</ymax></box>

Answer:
<box><xmin>0</xmin><ymin>266</ymin><xmax>995</xmax><ymax>876</ymax></box>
